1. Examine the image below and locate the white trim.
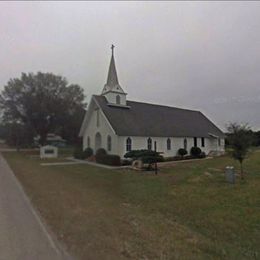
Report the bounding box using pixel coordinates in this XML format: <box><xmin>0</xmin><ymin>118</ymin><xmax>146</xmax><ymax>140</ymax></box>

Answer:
<box><xmin>80</xmin><ymin>96</ymin><xmax>118</xmax><ymax>137</ymax></box>
<box><xmin>107</xmin><ymin>103</ymin><xmax>131</xmax><ymax>109</ymax></box>
<box><xmin>102</xmin><ymin>90</ymin><xmax>127</xmax><ymax>95</ymax></box>
<box><xmin>93</xmin><ymin>96</ymin><xmax>117</xmax><ymax>135</ymax></box>
<box><xmin>79</xmin><ymin>98</ymin><xmax>96</xmax><ymax>136</ymax></box>
<box><xmin>208</xmin><ymin>133</ymin><xmax>219</xmax><ymax>138</ymax></box>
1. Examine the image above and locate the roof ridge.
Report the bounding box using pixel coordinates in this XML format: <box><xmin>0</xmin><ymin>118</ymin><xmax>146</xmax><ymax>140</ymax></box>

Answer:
<box><xmin>127</xmin><ymin>99</ymin><xmax>200</xmax><ymax>113</ymax></box>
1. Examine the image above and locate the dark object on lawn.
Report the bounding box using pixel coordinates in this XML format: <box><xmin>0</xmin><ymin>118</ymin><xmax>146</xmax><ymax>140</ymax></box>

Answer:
<box><xmin>225</xmin><ymin>166</ymin><xmax>235</xmax><ymax>184</ymax></box>
<box><xmin>96</xmin><ymin>154</ymin><xmax>121</xmax><ymax>166</ymax></box>
<box><xmin>190</xmin><ymin>147</ymin><xmax>202</xmax><ymax>157</ymax></box>
<box><xmin>178</xmin><ymin>148</ymin><xmax>187</xmax><ymax>158</ymax></box>
<box><xmin>84</xmin><ymin>147</ymin><xmax>93</xmax><ymax>158</ymax></box>
<box><xmin>154</xmin><ymin>141</ymin><xmax>158</xmax><ymax>175</ymax></box>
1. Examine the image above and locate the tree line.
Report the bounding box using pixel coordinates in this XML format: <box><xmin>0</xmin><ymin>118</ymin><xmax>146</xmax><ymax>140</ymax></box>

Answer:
<box><xmin>225</xmin><ymin>129</ymin><xmax>260</xmax><ymax>147</ymax></box>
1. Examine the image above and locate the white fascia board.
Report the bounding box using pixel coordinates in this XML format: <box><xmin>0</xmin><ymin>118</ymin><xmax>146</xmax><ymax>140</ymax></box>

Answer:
<box><xmin>79</xmin><ymin>98</ymin><xmax>95</xmax><ymax>137</ymax></box>
<box><xmin>92</xmin><ymin>96</ymin><xmax>117</xmax><ymax>135</ymax></box>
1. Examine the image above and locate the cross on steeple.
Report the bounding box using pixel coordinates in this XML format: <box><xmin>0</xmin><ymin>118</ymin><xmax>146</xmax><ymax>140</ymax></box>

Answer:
<box><xmin>101</xmin><ymin>45</ymin><xmax>127</xmax><ymax>105</ymax></box>
<box><xmin>111</xmin><ymin>44</ymin><xmax>115</xmax><ymax>55</ymax></box>
<box><xmin>106</xmin><ymin>44</ymin><xmax>118</xmax><ymax>87</ymax></box>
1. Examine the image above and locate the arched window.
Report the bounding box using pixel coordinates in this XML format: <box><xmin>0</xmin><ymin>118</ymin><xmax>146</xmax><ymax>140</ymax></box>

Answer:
<box><xmin>95</xmin><ymin>132</ymin><xmax>102</xmax><ymax>151</ymax></box>
<box><xmin>126</xmin><ymin>137</ymin><xmax>132</xmax><ymax>152</ymax></box>
<box><xmin>116</xmin><ymin>95</ymin><xmax>121</xmax><ymax>104</ymax></box>
<box><xmin>167</xmin><ymin>138</ymin><xmax>171</xmax><ymax>150</ymax></box>
<box><xmin>184</xmin><ymin>138</ymin><xmax>187</xmax><ymax>150</ymax></box>
<box><xmin>107</xmin><ymin>135</ymin><xmax>112</xmax><ymax>151</ymax></box>
<box><xmin>147</xmin><ymin>137</ymin><xmax>152</xmax><ymax>150</ymax></box>
<box><xmin>87</xmin><ymin>136</ymin><xmax>91</xmax><ymax>147</ymax></box>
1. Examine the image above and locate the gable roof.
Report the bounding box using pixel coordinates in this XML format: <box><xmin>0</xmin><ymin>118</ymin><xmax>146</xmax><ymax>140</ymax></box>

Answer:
<box><xmin>93</xmin><ymin>95</ymin><xmax>224</xmax><ymax>138</ymax></box>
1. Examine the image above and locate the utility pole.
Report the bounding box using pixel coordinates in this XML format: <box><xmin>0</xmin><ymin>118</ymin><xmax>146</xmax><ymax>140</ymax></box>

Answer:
<box><xmin>154</xmin><ymin>141</ymin><xmax>158</xmax><ymax>175</ymax></box>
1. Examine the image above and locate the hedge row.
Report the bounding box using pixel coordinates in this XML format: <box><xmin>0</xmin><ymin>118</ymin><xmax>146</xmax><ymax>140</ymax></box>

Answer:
<box><xmin>73</xmin><ymin>147</ymin><xmax>93</xmax><ymax>160</ymax></box>
<box><xmin>96</xmin><ymin>154</ymin><xmax>121</xmax><ymax>166</ymax></box>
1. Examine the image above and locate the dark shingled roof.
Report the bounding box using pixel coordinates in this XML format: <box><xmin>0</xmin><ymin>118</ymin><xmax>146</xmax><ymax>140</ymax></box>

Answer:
<box><xmin>94</xmin><ymin>95</ymin><xmax>224</xmax><ymax>138</ymax></box>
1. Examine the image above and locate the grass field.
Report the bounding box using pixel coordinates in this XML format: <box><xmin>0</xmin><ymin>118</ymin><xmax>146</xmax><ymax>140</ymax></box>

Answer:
<box><xmin>3</xmin><ymin>150</ymin><xmax>260</xmax><ymax>259</ymax></box>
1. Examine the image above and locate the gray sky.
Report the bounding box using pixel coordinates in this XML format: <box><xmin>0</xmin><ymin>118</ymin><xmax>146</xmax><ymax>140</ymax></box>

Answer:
<box><xmin>1</xmin><ymin>1</ymin><xmax>260</xmax><ymax>131</ymax></box>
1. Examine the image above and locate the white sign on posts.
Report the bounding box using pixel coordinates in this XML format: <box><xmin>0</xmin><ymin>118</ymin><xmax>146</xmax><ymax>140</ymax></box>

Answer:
<box><xmin>40</xmin><ymin>145</ymin><xmax>58</xmax><ymax>159</ymax></box>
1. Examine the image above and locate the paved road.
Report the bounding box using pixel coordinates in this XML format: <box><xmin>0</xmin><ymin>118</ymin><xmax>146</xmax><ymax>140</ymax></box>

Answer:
<box><xmin>0</xmin><ymin>153</ymin><xmax>72</xmax><ymax>260</ymax></box>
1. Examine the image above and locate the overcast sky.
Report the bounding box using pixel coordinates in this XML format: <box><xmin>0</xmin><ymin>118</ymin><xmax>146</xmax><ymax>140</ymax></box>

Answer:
<box><xmin>1</xmin><ymin>1</ymin><xmax>260</xmax><ymax>130</ymax></box>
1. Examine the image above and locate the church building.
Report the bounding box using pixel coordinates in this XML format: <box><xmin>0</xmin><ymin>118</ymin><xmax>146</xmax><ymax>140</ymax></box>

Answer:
<box><xmin>79</xmin><ymin>46</ymin><xmax>225</xmax><ymax>158</ymax></box>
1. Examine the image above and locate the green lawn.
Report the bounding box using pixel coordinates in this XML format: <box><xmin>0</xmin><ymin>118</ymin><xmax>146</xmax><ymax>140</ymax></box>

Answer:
<box><xmin>3</xmin><ymin>150</ymin><xmax>260</xmax><ymax>259</ymax></box>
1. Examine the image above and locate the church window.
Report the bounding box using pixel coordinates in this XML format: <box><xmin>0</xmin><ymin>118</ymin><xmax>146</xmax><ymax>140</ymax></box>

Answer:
<box><xmin>96</xmin><ymin>109</ymin><xmax>100</xmax><ymax>127</ymax></box>
<box><xmin>218</xmin><ymin>138</ymin><xmax>221</xmax><ymax>146</ymax></box>
<box><xmin>184</xmin><ymin>138</ymin><xmax>187</xmax><ymax>150</ymax></box>
<box><xmin>167</xmin><ymin>138</ymin><xmax>171</xmax><ymax>150</ymax></box>
<box><xmin>194</xmin><ymin>137</ymin><xmax>197</xmax><ymax>147</ymax></box>
<box><xmin>87</xmin><ymin>136</ymin><xmax>90</xmax><ymax>147</ymax></box>
<box><xmin>116</xmin><ymin>95</ymin><xmax>121</xmax><ymax>104</ymax></box>
<box><xmin>201</xmin><ymin>137</ymin><xmax>205</xmax><ymax>147</ymax></box>
<box><xmin>147</xmin><ymin>138</ymin><xmax>152</xmax><ymax>150</ymax></box>
<box><xmin>126</xmin><ymin>137</ymin><xmax>132</xmax><ymax>151</ymax></box>
<box><xmin>107</xmin><ymin>135</ymin><xmax>112</xmax><ymax>151</ymax></box>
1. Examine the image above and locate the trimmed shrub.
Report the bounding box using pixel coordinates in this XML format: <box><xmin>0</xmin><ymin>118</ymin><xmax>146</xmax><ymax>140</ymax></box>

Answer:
<box><xmin>84</xmin><ymin>147</ymin><xmax>93</xmax><ymax>158</ymax></box>
<box><xmin>190</xmin><ymin>147</ymin><xmax>202</xmax><ymax>157</ymax></box>
<box><xmin>96</xmin><ymin>148</ymin><xmax>107</xmax><ymax>157</ymax></box>
<box><xmin>124</xmin><ymin>149</ymin><xmax>163</xmax><ymax>165</ymax></box>
<box><xmin>178</xmin><ymin>148</ymin><xmax>187</xmax><ymax>157</ymax></box>
<box><xmin>96</xmin><ymin>154</ymin><xmax>121</xmax><ymax>166</ymax></box>
<box><xmin>124</xmin><ymin>149</ymin><xmax>161</xmax><ymax>160</ymax></box>
<box><xmin>142</xmin><ymin>155</ymin><xmax>164</xmax><ymax>164</ymax></box>
<box><xmin>163</xmin><ymin>155</ymin><xmax>182</xmax><ymax>161</ymax></box>
<box><xmin>73</xmin><ymin>146</ymin><xmax>86</xmax><ymax>159</ymax></box>
<box><xmin>184</xmin><ymin>155</ymin><xmax>195</xmax><ymax>160</ymax></box>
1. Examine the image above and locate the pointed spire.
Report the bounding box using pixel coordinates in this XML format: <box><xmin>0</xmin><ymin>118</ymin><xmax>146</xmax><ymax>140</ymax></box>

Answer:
<box><xmin>106</xmin><ymin>44</ymin><xmax>119</xmax><ymax>87</ymax></box>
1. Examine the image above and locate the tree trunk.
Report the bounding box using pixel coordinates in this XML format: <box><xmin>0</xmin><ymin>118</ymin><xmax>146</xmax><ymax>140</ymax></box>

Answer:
<box><xmin>39</xmin><ymin>133</ymin><xmax>47</xmax><ymax>146</ymax></box>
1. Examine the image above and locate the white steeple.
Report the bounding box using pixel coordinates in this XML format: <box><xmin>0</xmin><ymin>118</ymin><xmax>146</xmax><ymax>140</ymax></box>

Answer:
<box><xmin>101</xmin><ymin>45</ymin><xmax>127</xmax><ymax>106</ymax></box>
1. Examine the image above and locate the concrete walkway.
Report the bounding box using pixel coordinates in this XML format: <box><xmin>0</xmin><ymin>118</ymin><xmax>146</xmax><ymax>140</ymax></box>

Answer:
<box><xmin>68</xmin><ymin>158</ymin><xmax>132</xmax><ymax>169</ymax></box>
<box><xmin>0</xmin><ymin>153</ymin><xmax>72</xmax><ymax>260</ymax></box>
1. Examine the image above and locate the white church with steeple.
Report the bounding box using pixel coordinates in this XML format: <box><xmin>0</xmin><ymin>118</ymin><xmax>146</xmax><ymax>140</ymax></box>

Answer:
<box><xmin>79</xmin><ymin>46</ymin><xmax>225</xmax><ymax>158</ymax></box>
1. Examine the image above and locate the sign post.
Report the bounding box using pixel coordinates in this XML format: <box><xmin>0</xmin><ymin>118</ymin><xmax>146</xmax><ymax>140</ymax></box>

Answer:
<box><xmin>154</xmin><ymin>141</ymin><xmax>158</xmax><ymax>175</ymax></box>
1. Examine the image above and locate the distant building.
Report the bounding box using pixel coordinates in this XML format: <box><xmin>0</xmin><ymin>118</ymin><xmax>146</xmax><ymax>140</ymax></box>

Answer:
<box><xmin>34</xmin><ymin>133</ymin><xmax>66</xmax><ymax>147</ymax></box>
<box><xmin>79</xmin><ymin>46</ymin><xmax>225</xmax><ymax>158</ymax></box>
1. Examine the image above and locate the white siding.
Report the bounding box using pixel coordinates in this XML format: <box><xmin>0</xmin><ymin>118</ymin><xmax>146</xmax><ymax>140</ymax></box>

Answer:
<box><xmin>82</xmin><ymin>99</ymin><xmax>225</xmax><ymax>158</ymax></box>
<box><xmin>117</xmin><ymin>136</ymin><xmax>225</xmax><ymax>158</ymax></box>
<box><xmin>83</xmin><ymin>107</ymin><xmax>119</xmax><ymax>154</ymax></box>
<box><xmin>103</xmin><ymin>92</ymin><xmax>127</xmax><ymax>106</ymax></box>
